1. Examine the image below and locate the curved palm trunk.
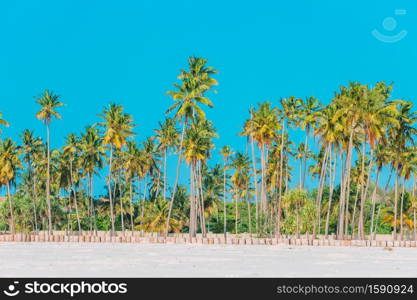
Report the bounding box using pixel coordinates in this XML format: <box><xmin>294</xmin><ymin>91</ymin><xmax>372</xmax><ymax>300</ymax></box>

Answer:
<box><xmin>165</xmin><ymin>122</ymin><xmax>185</xmax><ymax>237</ymax></box>
<box><xmin>6</xmin><ymin>182</ymin><xmax>15</xmax><ymax>235</ymax></box>
<box><xmin>107</xmin><ymin>146</ymin><xmax>115</xmax><ymax>234</ymax></box>
<box><xmin>46</xmin><ymin>122</ymin><xmax>52</xmax><ymax>234</ymax></box>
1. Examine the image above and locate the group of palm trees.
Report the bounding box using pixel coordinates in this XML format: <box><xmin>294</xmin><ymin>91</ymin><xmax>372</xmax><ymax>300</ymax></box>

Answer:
<box><xmin>1</xmin><ymin>57</ymin><xmax>417</xmax><ymax>241</ymax></box>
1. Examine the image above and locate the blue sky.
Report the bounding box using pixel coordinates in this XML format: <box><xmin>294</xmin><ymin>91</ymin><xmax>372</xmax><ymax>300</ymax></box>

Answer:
<box><xmin>1</xmin><ymin>0</ymin><xmax>416</xmax><ymax>194</ymax></box>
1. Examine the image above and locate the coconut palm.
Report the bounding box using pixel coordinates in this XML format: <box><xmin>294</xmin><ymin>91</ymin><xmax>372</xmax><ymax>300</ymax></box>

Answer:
<box><xmin>154</xmin><ymin>118</ymin><xmax>179</xmax><ymax>202</ymax></box>
<box><xmin>165</xmin><ymin>57</ymin><xmax>217</xmax><ymax>236</ymax></box>
<box><xmin>299</xmin><ymin>96</ymin><xmax>321</xmax><ymax>189</ymax></box>
<box><xmin>0</xmin><ymin>112</ymin><xmax>9</xmax><ymax>137</ymax></box>
<box><xmin>100</xmin><ymin>104</ymin><xmax>135</xmax><ymax>234</ymax></box>
<box><xmin>0</xmin><ymin>138</ymin><xmax>22</xmax><ymax>234</ymax></box>
<box><xmin>79</xmin><ymin>127</ymin><xmax>105</xmax><ymax>231</ymax></box>
<box><xmin>35</xmin><ymin>90</ymin><xmax>64</xmax><ymax>233</ymax></box>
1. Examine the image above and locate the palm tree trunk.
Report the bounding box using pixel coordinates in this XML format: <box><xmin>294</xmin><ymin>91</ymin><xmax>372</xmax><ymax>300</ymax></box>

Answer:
<box><xmin>46</xmin><ymin>122</ymin><xmax>52</xmax><ymax>233</ymax></box>
<box><xmin>6</xmin><ymin>182</ymin><xmax>15</xmax><ymax>235</ymax></box>
<box><xmin>107</xmin><ymin>146</ymin><xmax>115</xmax><ymax>234</ymax></box>
<box><xmin>350</xmin><ymin>188</ymin><xmax>360</xmax><ymax>238</ymax></box>
<box><xmin>198</xmin><ymin>163</ymin><xmax>206</xmax><ymax>236</ymax></box>
<box><xmin>223</xmin><ymin>159</ymin><xmax>227</xmax><ymax>239</ymax></box>
<box><xmin>260</xmin><ymin>143</ymin><xmax>266</xmax><ymax>216</ymax></box>
<box><xmin>313</xmin><ymin>143</ymin><xmax>329</xmax><ymax>237</ymax></box>
<box><xmin>277</xmin><ymin>119</ymin><xmax>286</xmax><ymax>236</ymax></box>
<box><xmin>32</xmin><ymin>170</ymin><xmax>38</xmax><ymax>233</ymax></box>
<box><xmin>325</xmin><ymin>144</ymin><xmax>336</xmax><ymax>238</ymax></box>
<box><xmin>302</xmin><ymin>126</ymin><xmax>309</xmax><ymax>189</ymax></box>
<box><xmin>235</xmin><ymin>197</ymin><xmax>238</xmax><ymax>234</ymax></box>
<box><xmin>393</xmin><ymin>167</ymin><xmax>399</xmax><ymax>240</ymax></box>
<box><xmin>400</xmin><ymin>179</ymin><xmax>405</xmax><ymax>241</ymax></box>
<box><xmin>338</xmin><ymin>128</ymin><xmax>354</xmax><ymax>239</ymax></box>
<box><xmin>189</xmin><ymin>163</ymin><xmax>196</xmax><ymax>238</ymax></box>
<box><xmin>118</xmin><ymin>177</ymin><xmax>125</xmax><ymax>232</ymax></box>
<box><xmin>369</xmin><ymin>169</ymin><xmax>380</xmax><ymax>238</ymax></box>
<box><xmin>246</xmin><ymin>185</ymin><xmax>252</xmax><ymax>236</ymax></box>
<box><xmin>89</xmin><ymin>173</ymin><xmax>97</xmax><ymax>233</ymax></box>
<box><xmin>129</xmin><ymin>178</ymin><xmax>134</xmax><ymax>230</ymax></box>
<box><xmin>165</xmin><ymin>122</ymin><xmax>186</xmax><ymax>237</ymax></box>
<box><xmin>250</xmin><ymin>135</ymin><xmax>259</xmax><ymax>233</ymax></box>
<box><xmin>163</xmin><ymin>148</ymin><xmax>167</xmax><ymax>200</ymax></box>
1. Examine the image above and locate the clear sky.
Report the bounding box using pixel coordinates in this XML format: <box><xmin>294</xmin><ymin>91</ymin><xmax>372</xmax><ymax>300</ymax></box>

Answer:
<box><xmin>1</xmin><ymin>0</ymin><xmax>416</xmax><ymax>194</ymax></box>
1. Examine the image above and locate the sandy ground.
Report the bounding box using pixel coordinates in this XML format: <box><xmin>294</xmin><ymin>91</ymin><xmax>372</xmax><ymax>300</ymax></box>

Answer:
<box><xmin>0</xmin><ymin>242</ymin><xmax>416</xmax><ymax>277</ymax></box>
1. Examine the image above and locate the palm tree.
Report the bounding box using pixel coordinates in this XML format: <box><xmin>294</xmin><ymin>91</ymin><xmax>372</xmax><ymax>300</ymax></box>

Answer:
<box><xmin>154</xmin><ymin>118</ymin><xmax>179</xmax><ymax>202</ymax></box>
<box><xmin>230</xmin><ymin>152</ymin><xmax>251</xmax><ymax>234</ymax></box>
<box><xmin>21</xmin><ymin>129</ymin><xmax>43</xmax><ymax>232</ymax></box>
<box><xmin>282</xmin><ymin>189</ymin><xmax>308</xmax><ymax>237</ymax></box>
<box><xmin>0</xmin><ymin>138</ymin><xmax>22</xmax><ymax>234</ymax></box>
<box><xmin>220</xmin><ymin>145</ymin><xmax>233</xmax><ymax>238</ymax></box>
<box><xmin>0</xmin><ymin>112</ymin><xmax>9</xmax><ymax>137</ymax></box>
<box><xmin>183</xmin><ymin>118</ymin><xmax>217</xmax><ymax>237</ymax></box>
<box><xmin>35</xmin><ymin>90</ymin><xmax>64</xmax><ymax>233</ymax></box>
<box><xmin>299</xmin><ymin>96</ymin><xmax>321</xmax><ymax>189</ymax></box>
<box><xmin>80</xmin><ymin>127</ymin><xmax>105</xmax><ymax>232</ymax></box>
<box><xmin>241</xmin><ymin>102</ymin><xmax>280</xmax><ymax>227</ymax></box>
<box><xmin>100</xmin><ymin>104</ymin><xmax>135</xmax><ymax>234</ymax></box>
<box><xmin>62</xmin><ymin>133</ymin><xmax>82</xmax><ymax>232</ymax></box>
<box><xmin>165</xmin><ymin>57</ymin><xmax>217</xmax><ymax>236</ymax></box>
<box><xmin>388</xmin><ymin>101</ymin><xmax>417</xmax><ymax>239</ymax></box>
<box><xmin>122</xmin><ymin>141</ymin><xmax>141</xmax><ymax>230</ymax></box>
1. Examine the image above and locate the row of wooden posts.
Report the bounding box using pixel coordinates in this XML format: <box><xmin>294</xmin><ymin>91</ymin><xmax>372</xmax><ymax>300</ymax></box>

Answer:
<box><xmin>0</xmin><ymin>233</ymin><xmax>416</xmax><ymax>247</ymax></box>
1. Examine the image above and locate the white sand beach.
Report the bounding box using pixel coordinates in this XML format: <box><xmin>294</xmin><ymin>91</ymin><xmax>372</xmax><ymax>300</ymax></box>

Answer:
<box><xmin>0</xmin><ymin>243</ymin><xmax>416</xmax><ymax>277</ymax></box>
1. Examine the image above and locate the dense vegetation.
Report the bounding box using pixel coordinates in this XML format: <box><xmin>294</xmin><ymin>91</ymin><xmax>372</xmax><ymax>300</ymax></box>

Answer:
<box><xmin>0</xmin><ymin>57</ymin><xmax>416</xmax><ymax>240</ymax></box>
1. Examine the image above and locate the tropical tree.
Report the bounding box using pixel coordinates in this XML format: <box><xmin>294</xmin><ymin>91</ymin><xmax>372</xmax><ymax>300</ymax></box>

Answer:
<box><xmin>100</xmin><ymin>104</ymin><xmax>135</xmax><ymax>234</ymax></box>
<box><xmin>0</xmin><ymin>138</ymin><xmax>22</xmax><ymax>234</ymax></box>
<box><xmin>35</xmin><ymin>90</ymin><xmax>64</xmax><ymax>233</ymax></box>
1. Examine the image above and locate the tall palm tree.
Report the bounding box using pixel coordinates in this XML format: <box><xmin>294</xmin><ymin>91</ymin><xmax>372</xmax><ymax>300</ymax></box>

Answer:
<box><xmin>21</xmin><ymin>129</ymin><xmax>43</xmax><ymax>232</ymax></box>
<box><xmin>241</xmin><ymin>102</ymin><xmax>280</xmax><ymax>224</ymax></box>
<box><xmin>35</xmin><ymin>90</ymin><xmax>64</xmax><ymax>233</ymax></box>
<box><xmin>62</xmin><ymin>133</ymin><xmax>82</xmax><ymax>232</ymax></box>
<box><xmin>183</xmin><ymin>118</ymin><xmax>217</xmax><ymax>237</ymax></box>
<box><xmin>100</xmin><ymin>104</ymin><xmax>135</xmax><ymax>234</ymax></box>
<box><xmin>0</xmin><ymin>138</ymin><xmax>22</xmax><ymax>234</ymax></box>
<box><xmin>80</xmin><ymin>127</ymin><xmax>105</xmax><ymax>232</ymax></box>
<box><xmin>230</xmin><ymin>152</ymin><xmax>251</xmax><ymax>234</ymax></box>
<box><xmin>299</xmin><ymin>96</ymin><xmax>321</xmax><ymax>189</ymax></box>
<box><xmin>165</xmin><ymin>57</ymin><xmax>217</xmax><ymax>236</ymax></box>
<box><xmin>154</xmin><ymin>118</ymin><xmax>179</xmax><ymax>202</ymax></box>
